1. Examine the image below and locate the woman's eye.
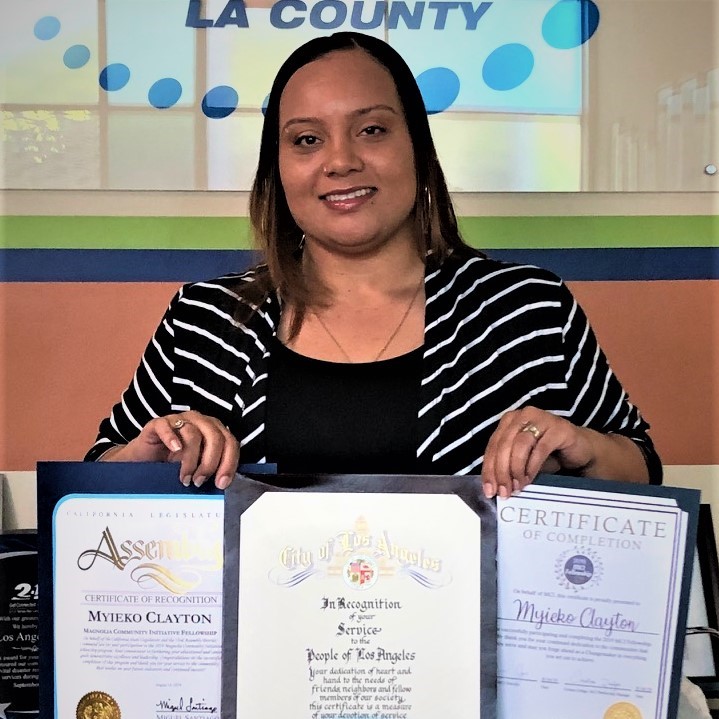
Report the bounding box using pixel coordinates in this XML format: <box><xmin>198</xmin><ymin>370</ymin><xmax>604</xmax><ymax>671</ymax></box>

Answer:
<box><xmin>362</xmin><ymin>125</ymin><xmax>386</xmax><ymax>136</ymax></box>
<box><xmin>294</xmin><ymin>134</ymin><xmax>319</xmax><ymax>147</ymax></box>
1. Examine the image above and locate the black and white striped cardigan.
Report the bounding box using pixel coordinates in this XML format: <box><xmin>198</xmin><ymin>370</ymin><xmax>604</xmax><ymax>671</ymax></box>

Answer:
<box><xmin>86</xmin><ymin>252</ymin><xmax>661</xmax><ymax>481</ymax></box>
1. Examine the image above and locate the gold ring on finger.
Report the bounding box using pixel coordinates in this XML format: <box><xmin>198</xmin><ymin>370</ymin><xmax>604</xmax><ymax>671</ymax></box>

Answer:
<box><xmin>520</xmin><ymin>421</ymin><xmax>542</xmax><ymax>440</ymax></box>
<box><xmin>173</xmin><ymin>418</ymin><xmax>186</xmax><ymax>430</ymax></box>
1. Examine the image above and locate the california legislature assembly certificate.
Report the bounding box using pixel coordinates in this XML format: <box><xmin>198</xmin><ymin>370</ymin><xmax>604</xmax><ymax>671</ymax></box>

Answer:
<box><xmin>37</xmin><ymin>462</ymin><xmax>224</xmax><ymax>719</ymax></box>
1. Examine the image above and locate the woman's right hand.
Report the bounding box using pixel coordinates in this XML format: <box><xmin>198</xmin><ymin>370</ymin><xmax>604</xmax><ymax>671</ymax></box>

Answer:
<box><xmin>99</xmin><ymin>411</ymin><xmax>240</xmax><ymax>489</ymax></box>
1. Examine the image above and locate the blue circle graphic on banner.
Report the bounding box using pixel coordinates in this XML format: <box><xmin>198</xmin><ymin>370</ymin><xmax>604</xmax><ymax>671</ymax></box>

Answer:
<box><xmin>99</xmin><ymin>64</ymin><xmax>131</xmax><ymax>92</ymax></box>
<box><xmin>202</xmin><ymin>85</ymin><xmax>239</xmax><ymax>119</ymax></box>
<box><xmin>34</xmin><ymin>16</ymin><xmax>61</xmax><ymax>40</ymax></box>
<box><xmin>482</xmin><ymin>44</ymin><xmax>534</xmax><ymax>91</ymax></box>
<box><xmin>416</xmin><ymin>67</ymin><xmax>460</xmax><ymax>114</ymax></box>
<box><xmin>542</xmin><ymin>0</ymin><xmax>600</xmax><ymax>49</ymax></box>
<box><xmin>63</xmin><ymin>45</ymin><xmax>91</xmax><ymax>69</ymax></box>
<box><xmin>148</xmin><ymin>78</ymin><xmax>183</xmax><ymax>109</ymax></box>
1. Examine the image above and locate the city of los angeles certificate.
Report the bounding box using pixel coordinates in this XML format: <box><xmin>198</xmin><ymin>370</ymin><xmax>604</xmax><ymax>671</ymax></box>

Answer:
<box><xmin>497</xmin><ymin>477</ymin><xmax>700</xmax><ymax>719</ymax></box>
<box><xmin>37</xmin><ymin>462</ymin><xmax>225</xmax><ymax>719</ymax></box>
<box><xmin>222</xmin><ymin>474</ymin><xmax>497</xmax><ymax>719</ymax></box>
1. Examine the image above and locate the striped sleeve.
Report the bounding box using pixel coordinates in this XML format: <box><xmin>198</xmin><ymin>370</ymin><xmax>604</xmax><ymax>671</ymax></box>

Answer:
<box><xmin>84</xmin><ymin>288</ymin><xmax>182</xmax><ymax>461</ymax></box>
<box><xmin>556</xmin><ymin>282</ymin><xmax>663</xmax><ymax>484</ymax></box>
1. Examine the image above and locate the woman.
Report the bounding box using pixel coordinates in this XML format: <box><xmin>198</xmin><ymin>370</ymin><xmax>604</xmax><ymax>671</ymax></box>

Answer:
<box><xmin>86</xmin><ymin>32</ymin><xmax>661</xmax><ymax>496</ymax></box>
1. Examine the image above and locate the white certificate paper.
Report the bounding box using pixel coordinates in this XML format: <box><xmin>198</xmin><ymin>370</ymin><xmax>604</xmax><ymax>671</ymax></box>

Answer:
<box><xmin>52</xmin><ymin>494</ymin><xmax>223</xmax><ymax>719</ymax></box>
<box><xmin>497</xmin><ymin>482</ymin><xmax>693</xmax><ymax>719</ymax></box>
<box><xmin>230</xmin><ymin>490</ymin><xmax>487</xmax><ymax>718</ymax></box>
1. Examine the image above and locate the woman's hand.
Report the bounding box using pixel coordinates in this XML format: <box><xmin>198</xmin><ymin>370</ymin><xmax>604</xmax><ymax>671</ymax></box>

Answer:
<box><xmin>98</xmin><ymin>411</ymin><xmax>240</xmax><ymax>490</ymax></box>
<box><xmin>481</xmin><ymin>406</ymin><xmax>649</xmax><ymax>499</ymax></box>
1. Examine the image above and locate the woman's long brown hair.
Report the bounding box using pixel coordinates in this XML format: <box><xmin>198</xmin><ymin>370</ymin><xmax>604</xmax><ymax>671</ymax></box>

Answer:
<box><xmin>236</xmin><ymin>32</ymin><xmax>475</xmax><ymax>337</ymax></box>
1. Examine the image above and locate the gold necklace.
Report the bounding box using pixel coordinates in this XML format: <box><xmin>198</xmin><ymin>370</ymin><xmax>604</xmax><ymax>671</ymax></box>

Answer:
<box><xmin>313</xmin><ymin>277</ymin><xmax>424</xmax><ymax>363</ymax></box>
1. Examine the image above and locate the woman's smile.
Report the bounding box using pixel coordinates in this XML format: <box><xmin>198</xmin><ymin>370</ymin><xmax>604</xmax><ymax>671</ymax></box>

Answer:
<box><xmin>320</xmin><ymin>186</ymin><xmax>377</xmax><ymax>208</ymax></box>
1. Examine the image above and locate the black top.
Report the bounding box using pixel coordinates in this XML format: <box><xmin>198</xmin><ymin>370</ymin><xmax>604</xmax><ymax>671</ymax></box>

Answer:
<box><xmin>265</xmin><ymin>337</ymin><xmax>423</xmax><ymax>474</ymax></box>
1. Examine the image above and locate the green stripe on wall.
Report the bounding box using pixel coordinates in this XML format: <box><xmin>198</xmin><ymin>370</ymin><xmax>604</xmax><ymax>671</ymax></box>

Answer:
<box><xmin>457</xmin><ymin>215</ymin><xmax>719</xmax><ymax>249</ymax></box>
<box><xmin>1</xmin><ymin>217</ymin><xmax>254</xmax><ymax>250</ymax></box>
<box><xmin>2</xmin><ymin>215</ymin><xmax>717</xmax><ymax>250</ymax></box>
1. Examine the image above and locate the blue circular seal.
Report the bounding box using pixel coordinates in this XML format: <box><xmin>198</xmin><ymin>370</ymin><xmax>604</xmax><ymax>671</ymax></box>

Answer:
<box><xmin>563</xmin><ymin>554</ymin><xmax>594</xmax><ymax>585</ymax></box>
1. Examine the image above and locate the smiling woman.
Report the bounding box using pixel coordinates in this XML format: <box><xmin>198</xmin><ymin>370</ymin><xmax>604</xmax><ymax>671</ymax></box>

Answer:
<box><xmin>85</xmin><ymin>31</ymin><xmax>662</xmax><ymax>498</ymax></box>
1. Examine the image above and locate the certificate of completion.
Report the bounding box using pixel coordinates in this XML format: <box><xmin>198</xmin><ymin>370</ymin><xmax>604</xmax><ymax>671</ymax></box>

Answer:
<box><xmin>51</xmin><ymin>493</ymin><xmax>223</xmax><ymax>719</ymax></box>
<box><xmin>222</xmin><ymin>474</ymin><xmax>497</xmax><ymax>719</ymax></box>
<box><xmin>497</xmin><ymin>479</ymin><xmax>699</xmax><ymax>719</ymax></box>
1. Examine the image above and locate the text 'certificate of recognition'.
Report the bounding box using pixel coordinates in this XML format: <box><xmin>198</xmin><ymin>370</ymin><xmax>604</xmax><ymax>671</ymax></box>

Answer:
<box><xmin>497</xmin><ymin>481</ymin><xmax>696</xmax><ymax>719</ymax></box>
<box><xmin>224</xmin><ymin>476</ymin><xmax>495</xmax><ymax>719</ymax></box>
<box><xmin>52</xmin><ymin>495</ymin><xmax>223</xmax><ymax>719</ymax></box>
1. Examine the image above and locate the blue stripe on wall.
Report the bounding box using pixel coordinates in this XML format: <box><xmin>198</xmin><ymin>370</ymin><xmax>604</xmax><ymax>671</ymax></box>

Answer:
<box><xmin>2</xmin><ymin>248</ymin><xmax>719</xmax><ymax>282</ymax></box>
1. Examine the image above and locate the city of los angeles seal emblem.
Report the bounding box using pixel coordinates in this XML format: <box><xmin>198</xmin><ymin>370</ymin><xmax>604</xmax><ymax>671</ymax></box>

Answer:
<box><xmin>343</xmin><ymin>554</ymin><xmax>378</xmax><ymax>590</ymax></box>
<box><xmin>603</xmin><ymin>701</ymin><xmax>643</xmax><ymax>719</ymax></box>
<box><xmin>76</xmin><ymin>690</ymin><xmax>121</xmax><ymax>719</ymax></box>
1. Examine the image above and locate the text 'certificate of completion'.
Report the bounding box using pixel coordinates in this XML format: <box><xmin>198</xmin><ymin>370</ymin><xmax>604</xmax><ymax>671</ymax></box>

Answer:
<box><xmin>223</xmin><ymin>474</ymin><xmax>497</xmax><ymax>719</ymax></box>
<box><xmin>497</xmin><ymin>478</ymin><xmax>699</xmax><ymax>719</ymax></box>
<box><xmin>52</xmin><ymin>494</ymin><xmax>223</xmax><ymax>719</ymax></box>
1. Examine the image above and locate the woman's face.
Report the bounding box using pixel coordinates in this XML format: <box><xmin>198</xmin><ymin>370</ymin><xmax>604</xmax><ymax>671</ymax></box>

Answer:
<box><xmin>278</xmin><ymin>49</ymin><xmax>418</xmax><ymax>257</ymax></box>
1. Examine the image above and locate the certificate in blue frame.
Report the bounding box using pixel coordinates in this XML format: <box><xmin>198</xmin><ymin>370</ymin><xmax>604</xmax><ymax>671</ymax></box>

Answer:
<box><xmin>35</xmin><ymin>461</ymin><xmax>232</xmax><ymax>719</ymax></box>
<box><xmin>498</xmin><ymin>475</ymin><xmax>700</xmax><ymax>719</ymax></box>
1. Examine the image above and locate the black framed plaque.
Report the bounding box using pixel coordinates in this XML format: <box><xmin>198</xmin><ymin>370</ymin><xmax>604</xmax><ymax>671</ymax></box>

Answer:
<box><xmin>0</xmin><ymin>531</ymin><xmax>38</xmax><ymax>719</ymax></box>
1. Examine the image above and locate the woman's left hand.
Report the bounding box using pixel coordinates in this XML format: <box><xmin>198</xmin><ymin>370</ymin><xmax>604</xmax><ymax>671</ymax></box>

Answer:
<box><xmin>481</xmin><ymin>406</ymin><xmax>595</xmax><ymax>499</ymax></box>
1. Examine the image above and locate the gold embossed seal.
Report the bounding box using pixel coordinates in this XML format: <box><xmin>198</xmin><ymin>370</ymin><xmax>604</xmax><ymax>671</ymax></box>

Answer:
<box><xmin>76</xmin><ymin>690</ymin><xmax>121</xmax><ymax>719</ymax></box>
<box><xmin>603</xmin><ymin>701</ymin><xmax>643</xmax><ymax>719</ymax></box>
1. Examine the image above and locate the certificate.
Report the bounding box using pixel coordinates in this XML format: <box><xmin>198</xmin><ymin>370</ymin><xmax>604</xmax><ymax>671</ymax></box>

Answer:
<box><xmin>222</xmin><ymin>474</ymin><xmax>497</xmax><ymax>719</ymax></box>
<box><xmin>37</xmin><ymin>462</ymin><xmax>225</xmax><ymax>719</ymax></box>
<box><xmin>496</xmin><ymin>477</ymin><xmax>699</xmax><ymax>719</ymax></box>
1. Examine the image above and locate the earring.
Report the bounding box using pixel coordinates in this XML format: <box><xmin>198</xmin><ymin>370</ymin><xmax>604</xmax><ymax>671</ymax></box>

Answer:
<box><xmin>292</xmin><ymin>233</ymin><xmax>306</xmax><ymax>260</ymax></box>
<box><xmin>424</xmin><ymin>185</ymin><xmax>433</xmax><ymax>214</ymax></box>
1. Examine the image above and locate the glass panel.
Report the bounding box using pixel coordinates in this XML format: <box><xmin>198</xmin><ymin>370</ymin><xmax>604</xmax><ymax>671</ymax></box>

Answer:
<box><xmin>1</xmin><ymin>110</ymin><xmax>100</xmax><ymax>189</ymax></box>
<box><xmin>390</xmin><ymin>0</ymin><xmax>583</xmax><ymax>115</ymax></box>
<box><xmin>586</xmin><ymin>0</ymin><xmax>717</xmax><ymax>191</ymax></box>
<box><xmin>430</xmin><ymin>113</ymin><xmax>581</xmax><ymax>192</ymax></box>
<box><xmin>1</xmin><ymin>0</ymin><xmax>716</xmax><ymax>191</ymax></box>
<box><xmin>105</xmin><ymin>0</ymin><xmax>196</xmax><ymax>106</ymax></box>
<box><xmin>205</xmin><ymin>3</ymin><xmax>377</xmax><ymax>110</ymax></box>
<box><xmin>107</xmin><ymin>112</ymin><xmax>195</xmax><ymax>189</ymax></box>
<box><xmin>0</xmin><ymin>0</ymin><xmax>99</xmax><ymax>105</ymax></box>
<box><xmin>207</xmin><ymin>110</ymin><xmax>264</xmax><ymax>190</ymax></box>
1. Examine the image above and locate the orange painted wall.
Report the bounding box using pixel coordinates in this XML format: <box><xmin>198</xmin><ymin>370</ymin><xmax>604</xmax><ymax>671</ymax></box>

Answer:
<box><xmin>570</xmin><ymin>281</ymin><xmax>719</xmax><ymax>466</ymax></box>
<box><xmin>1</xmin><ymin>283</ymin><xmax>177</xmax><ymax>469</ymax></box>
<box><xmin>2</xmin><ymin>280</ymin><xmax>716</xmax><ymax>469</ymax></box>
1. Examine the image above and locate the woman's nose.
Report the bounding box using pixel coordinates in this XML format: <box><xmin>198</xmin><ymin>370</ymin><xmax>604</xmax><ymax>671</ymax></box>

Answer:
<box><xmin>323</xmin><ymin>137</ymin><xmax>363</xmax><ymax>176</ymax></box>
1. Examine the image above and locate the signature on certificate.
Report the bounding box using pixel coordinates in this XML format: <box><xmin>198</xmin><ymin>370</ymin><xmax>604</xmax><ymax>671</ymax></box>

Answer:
<box><xmin>155</xmin><ymin>697</ymin><xmax>218</xmax><ymax>713</ymax></box>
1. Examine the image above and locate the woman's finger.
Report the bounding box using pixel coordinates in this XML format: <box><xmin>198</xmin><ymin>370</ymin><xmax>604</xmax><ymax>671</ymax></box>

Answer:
<box><xmin>483</xmin><ymin>411</ymin><xmax>525</xmax><ymax>498</ymax></box>
<box><xmin>165</xmin><ymin>413</ymin><xmax>240</xmax><ymax>489</ymax></box>
<box><xmin>174</xmin><ymin>421</ymin><xmax>203</xmax><ymax>486</ymax></box>
<box><xmin>214</xmin><ymin>428</ymin><xmax>240</xmax><ymax>490</ymax></box>
<box><xmin>494</xmin><ymin>420</ymin><xmax>535</xmax><ymax>497</ymax></box>
<box><xmin>508</xmin><ymin>424</ymin><xmax>541</xmax><ymax>490</ymax></box>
